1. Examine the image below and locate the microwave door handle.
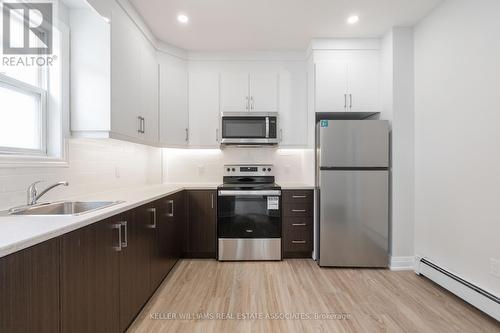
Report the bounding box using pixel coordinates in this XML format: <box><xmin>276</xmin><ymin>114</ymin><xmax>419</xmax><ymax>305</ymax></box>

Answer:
<box><xmin>266</xmin><ymin>117</ymin><xmax>270</xmax><ymax>138</ymax></box>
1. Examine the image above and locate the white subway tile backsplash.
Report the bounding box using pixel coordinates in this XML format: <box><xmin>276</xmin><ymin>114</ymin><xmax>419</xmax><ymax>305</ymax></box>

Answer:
<box><xmin>161</xmin><ymin>148</ymin><xmax>314</xmax><ymax>185</ymax></box>
<box><xmin>0</xmin><ymin>138</ymin><xmax>162</xmax><ymax>210</ymax></box>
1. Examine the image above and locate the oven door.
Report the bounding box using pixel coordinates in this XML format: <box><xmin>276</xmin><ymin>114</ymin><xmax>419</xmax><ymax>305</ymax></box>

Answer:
<box><xmin>217</xmin><ymin>190</ymin><xmax>282</xmax><ymax>238</ymax></box>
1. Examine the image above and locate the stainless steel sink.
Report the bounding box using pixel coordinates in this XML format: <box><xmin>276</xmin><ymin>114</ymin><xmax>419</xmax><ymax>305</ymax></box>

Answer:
<box><xmin>6</xmin><ymin>201</ymin><xmax>123</xmax><ymax>216</ymax></box>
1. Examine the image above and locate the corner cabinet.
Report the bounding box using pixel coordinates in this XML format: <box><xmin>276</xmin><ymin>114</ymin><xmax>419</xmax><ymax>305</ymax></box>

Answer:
<box><xmin>69</xmin><ymin>2</ymin><xmax>159</xmax><ymax>146</ymax></box>
<box><xmin>315</xmin><ymin>50</ymin><xmax>380</xmax><ymax>112</ymax></box>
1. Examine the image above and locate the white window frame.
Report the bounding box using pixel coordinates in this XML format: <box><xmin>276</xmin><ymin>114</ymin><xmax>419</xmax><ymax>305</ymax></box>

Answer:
<box><xmin>0</xmin><ymin>1</ymin><xmax>70</xmax><ymax>168</ymax></box>
<box><xmin>0</xmin><ymin>73</ymin><xmax>48</xmax><ymax>156</ymax></box>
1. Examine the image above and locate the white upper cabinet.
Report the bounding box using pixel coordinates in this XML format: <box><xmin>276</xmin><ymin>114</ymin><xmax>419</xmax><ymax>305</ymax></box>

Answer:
<box><xmin>315</xmin><ymin>50</ymin><xmax>380</xmax><ymax>112</ymax></box>
<box><xmin>220</xmin><ymin>71</ymin><xmax>279</xmax><ymax>112</ymax></box>
<box><xmin>315</xmin><ymin>61</ymin><xmax>349</xmax><ymax>112</ymax></box>
<box><xmin>220</xmin><ymin>72</ymin><xmax>249</xmax><ymax>112</ymax></box>
<box><xmin>111</xmin><ymin>2</ymin><xmax>158</xmax><ymax>144</ymax></box>
<box><xmin>249</xmin><ymin>72</ymin><xmax>279</xmax><ymax>112</ymax></box>
<box><xmin>158</xmin><ymin>53</ymin><xmax>188</xmax><ymax>146</ymax></box>
<box><xmin>347</xmin><ymin>52</ymin><xmax>380</xmax><ymax>112</ymax></box>
<box><xmin>278</xmin><ymin>68</ymin><xmax>308</xmax><ymax>146</ymax></box>
<box><xmin>188</xmin><ymin>70</ymin><xmax>220</xmax><ymax>147</ymax></box>
<box><xmin>70</xmin><ymin>2</ymin><xmax>159</xmax><ymax>146</ymax></box>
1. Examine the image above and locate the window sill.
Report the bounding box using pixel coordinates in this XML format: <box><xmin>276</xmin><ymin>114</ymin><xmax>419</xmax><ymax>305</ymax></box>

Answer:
<box><xmin>0</xmin><ymin>154</ymin><xmax>69</xmax><ymax>168</ymax></box>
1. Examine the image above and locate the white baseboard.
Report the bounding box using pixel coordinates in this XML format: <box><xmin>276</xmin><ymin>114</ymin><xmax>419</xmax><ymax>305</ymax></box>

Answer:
<box><xmin>418</xmin><ymin>258</ymin><xmax>500</xmax><ymax>321</ymax></box>
<box><xmin>389</xmin><ymin>256</ymin><xmax>415</xmax><ymax>271</ymax></box>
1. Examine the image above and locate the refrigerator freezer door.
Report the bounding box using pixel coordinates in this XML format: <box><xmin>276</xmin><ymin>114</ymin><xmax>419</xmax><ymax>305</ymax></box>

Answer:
<box><xmin>319</xmin><ymin>170</ymin><xmax>389</xmax><ymax>267</ymax></box>
<box><xmin>319</xmin><ymin>120</ymin><xmax>389</xmax><ymax>168</ymax></box>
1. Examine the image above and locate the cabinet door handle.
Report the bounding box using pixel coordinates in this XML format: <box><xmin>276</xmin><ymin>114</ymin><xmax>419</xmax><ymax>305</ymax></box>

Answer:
<box><xmin>292</xmin><ymin>223</ymin><xmax>307</xmax><ymax>226</ymax></box>
<box><xmin>137</xmin><ymin>116</ymin><xmax>143</xmax><ymax>133</ymax></box>
<box><xmin>292</xmin><ymin>195</ymin><xmax>307</xmax><ymax>199</ymax></box>
<box><xmin>112</xmin><ymin>223</ymin><xmax>122</xmax><ymax>251</ymax></box>
<box><xmin>167</xmin><ymin>200</ymin><xmax>174</xmax><ymax>217</ymax></box>
<box><xmin>292</xmin><ymin>240</ymin><xmax>307</xmax><ymax>244</ymax></box>
<box><xmin>142</xmin><ymin>117</ymin><xmax>146</xmax><ymax>133</ymax></box>
<box><xmin>280</xmin><ymin>129</ymin><xmax>283</xmax><ymax>142</ymax></box>
<box><xmin>185</xmin><ymin>128</ymin><xmax>189</xmax><ymax>142</ymax></box>
<box><xmin>250</xmin><ymin>96</ymin><xmax>254</xmax><ymax>110</ymax></box>
<box><xmin>344</xmin><ymin>94</ymin><xmax>347</xmax><ymax>110</ymax></box>
<box><xmin>245</xmin><ymin>96</ymin><xmax>249</xmax><ymax>111</ymax></box>
<box><xmin>120</xmin><ymin>221</ymin><xmax>128</xmax><ymax>248</ymax></box>
<box><xmin>211</xmin><ymin>193</ymin><xmax>214</xmax><ymax>209</ymax></box>
<box><xmin>216</xmin><ymin>128</ymin><xmax>219</xmax><ymax>142</ymax></box>
<box><xmin>147</xmin><ymin>208</ymin><xmax>157</xmax><ymax>229</ymax></box>
<box><xmin>349</xmin><ymin>94</ymin><xmax>352</xmax><ymax>109</ymax></box>
<box><xmin>292</xmin><ymin>209</ymin><xmax>306</xmax><ymax>213</ymax></box>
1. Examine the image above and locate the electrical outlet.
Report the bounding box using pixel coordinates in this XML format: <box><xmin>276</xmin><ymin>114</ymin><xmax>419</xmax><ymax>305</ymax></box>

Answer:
<box><xmin>490</xmin><ymin>258</ymin><xmax>500</xmax><ymax>278</ymax></box>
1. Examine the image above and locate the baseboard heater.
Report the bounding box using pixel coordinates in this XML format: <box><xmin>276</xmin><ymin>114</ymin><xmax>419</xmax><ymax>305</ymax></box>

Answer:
<box><xmin>417</xmin><ymin>258</ymin><xmax>500</xmax><ymax>321</ymax></box>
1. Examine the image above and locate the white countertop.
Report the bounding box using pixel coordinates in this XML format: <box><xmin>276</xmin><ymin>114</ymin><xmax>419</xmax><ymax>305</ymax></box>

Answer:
<box><xmin>0</xmin><ymin>183</ymin><xmax>218</xmax><ymax>258</ymax></box>
<box><xmin>0</xmin><ymin>182</ymin><xmax>314</xmax><ymax>258</ymax></box>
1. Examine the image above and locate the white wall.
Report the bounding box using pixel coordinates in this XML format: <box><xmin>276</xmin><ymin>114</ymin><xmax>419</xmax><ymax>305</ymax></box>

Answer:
<box><xmin>414</xmin><ymin>0</ymin><xmax>500</xmax><ymax>296</ymax></box>
<box><xmin>162</xmin><ymin>148</ymin><xmax>314</xmax><ymax>185</ymax></box>
<box><xmin>0</xmin><ymin>139</ymin><xmax>162</xmax><ymax>210</ymax></box>
<box><xmin>380</xmin><ymin>28</ymin><xmax>415</xmax><ymax>264</ymax></box>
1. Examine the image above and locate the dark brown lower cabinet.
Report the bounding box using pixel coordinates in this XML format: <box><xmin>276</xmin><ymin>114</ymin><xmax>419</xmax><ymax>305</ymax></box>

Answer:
<box><xmin>151</xmin><ymin>191</ymin><xmax>185</xmax><ymax>290</ymax></box>
<box><xmin>0</xmin><ymin>238</ymin><xmax>60</xmax><ymax>333</ymax></box>
<box><xmin>184</xmin><ymin>190</ymin><xmax>217</xmax><ymax>258</ymax></box>
<box><xmin>282</xmin><ymin>190</ymin><xmax>314</xmax><ymax>258</ymax></box>
<box><xmin>119</xmin><ymin>207</ymin><xmax>153</xmax><ymax>332</ymax></box>
<box><xmin>1</xmin><ymin>189</ymin><xmax>204</xmax><ymax>333</ymax></box>
<box><xmin>60</xmin><ymin>217</ymin><xmax>121</xmax><ymax>333</ymax></box>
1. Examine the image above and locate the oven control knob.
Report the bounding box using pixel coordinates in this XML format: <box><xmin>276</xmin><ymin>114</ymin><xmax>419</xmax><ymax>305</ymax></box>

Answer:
<box><xmin>232</xmin><ymin>168</ymin><xmax>236</xmax><ymax>172</ymax></box>
<box><xmin>227</xmin><ymin>168</ymin><xmax>230</xmax><ymax>172</ymax></box>
<box><xmin>262</xmin><ymin>168</ymin><xmax>266</xmax><ymax>172</ymax></box>
<box><xmin>268</xmin><ymin>168</ymin><xmax>272</xmax><ymax>172</ymax></box>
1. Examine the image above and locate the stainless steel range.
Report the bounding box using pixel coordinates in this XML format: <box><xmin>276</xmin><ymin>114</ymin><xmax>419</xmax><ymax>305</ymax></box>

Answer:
<box><xmin>217</xmin><ymin>164</ymin><xmax>282</xmax><ymax>261</ymax></box>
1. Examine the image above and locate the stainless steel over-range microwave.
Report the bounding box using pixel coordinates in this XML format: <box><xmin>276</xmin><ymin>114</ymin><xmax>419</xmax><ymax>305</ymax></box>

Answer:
<box><xmin>220</xmin><ymin>112</ymin><xmax>279</xmax><ymax>145</ymax></box>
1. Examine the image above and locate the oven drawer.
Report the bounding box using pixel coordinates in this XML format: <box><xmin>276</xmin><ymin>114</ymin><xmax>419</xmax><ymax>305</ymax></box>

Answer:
<box><xmin>283</xmin><ymin>190</ymin><xmax>313</xmax><ymax>204</ymax></box>
<box><xmin>283</xmin><ymin>203</ymin><xmax>313</xmax><ymax>217</ymax></box>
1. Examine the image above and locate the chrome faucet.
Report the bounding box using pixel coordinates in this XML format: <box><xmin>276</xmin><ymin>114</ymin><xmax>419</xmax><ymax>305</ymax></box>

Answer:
<box><xmin>27</xmin><ymin>181</ymin><xmax>69</xmax><ymax>205</ymax></box>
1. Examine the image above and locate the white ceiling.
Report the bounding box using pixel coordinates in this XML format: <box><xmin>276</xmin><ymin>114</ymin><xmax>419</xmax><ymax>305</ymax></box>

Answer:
<box><xmin>130</xmin><ymin>0</ymin><xmax>442</xmax><ymax>51</ymax></box>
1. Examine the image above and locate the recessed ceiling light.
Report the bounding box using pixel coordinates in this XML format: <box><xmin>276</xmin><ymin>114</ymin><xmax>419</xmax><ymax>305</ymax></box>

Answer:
<box><xmin>347</xmin><ymin>15</ymin><xmax>359</xmax><ymax>25</ymax></box>
<box><xmin>177</xmin><ymin>14</ymin><xmax>189</xmax><ymax>24</ymax></box>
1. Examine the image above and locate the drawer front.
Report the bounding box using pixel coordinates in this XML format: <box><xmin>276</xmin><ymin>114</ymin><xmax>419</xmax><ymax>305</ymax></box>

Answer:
<box><xmin>283</xmin><ymin>190</ymin><xmax>313</xmax><ymax>203</ymax></box>
<box><xmin>283</xmin><ymin>217</ymin><xmax>312</xmax><ymax>230</ymax></box>
<box><xmin>283</xmin><ymin>202</ymin><xmax>313</xmax><ymax>217</ymax></box>
<box><xmin>283</xmin><ymin>227</ymin><xmax>313</xmax><ymax>252</ymax></box>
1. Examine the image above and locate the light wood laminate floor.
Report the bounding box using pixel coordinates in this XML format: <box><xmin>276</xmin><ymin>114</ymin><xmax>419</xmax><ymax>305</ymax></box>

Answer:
<box><xmin>128</xmin><ymin>259</ymin><xmax>500</xmax><ymax>333</ymax></box>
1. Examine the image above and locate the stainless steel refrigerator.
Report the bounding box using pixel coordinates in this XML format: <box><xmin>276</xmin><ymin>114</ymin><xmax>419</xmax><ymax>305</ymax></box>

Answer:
<box><xmin>316</xmin><ymin>119</ymin><xmax>389</xmax><ymax>267</ymax></box>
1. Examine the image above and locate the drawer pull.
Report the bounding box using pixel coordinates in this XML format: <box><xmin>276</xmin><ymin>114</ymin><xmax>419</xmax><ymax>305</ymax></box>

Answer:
<box><xmin>291</xmin><ymin>209</ymin><xmax>306</xmax><ymax>213</ymax></box>
<box><xmin>292</xmin><ymin>240</ymin><xmax>307</xmax><ymax>244</ymax></box>
<box><xmin>292</xmin><ymin>195</ymin><xmax>307</xmax><ymax>199</ymax></box>
<box><xmin>292</xmin><ymin>223</ymin><xmax>307</xmax><ymax>226</ymax></box>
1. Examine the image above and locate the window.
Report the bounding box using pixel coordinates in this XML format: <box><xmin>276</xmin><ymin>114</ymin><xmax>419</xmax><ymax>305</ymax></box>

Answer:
<box><xmin>0</xmin><ymin>74</ymin><xmax>47</xmax><ymax>155</ymax></box>
<box><xmin>0</xmin><ymin>2</ymin><xmax>68</xmax><ymax>166</ymax></box>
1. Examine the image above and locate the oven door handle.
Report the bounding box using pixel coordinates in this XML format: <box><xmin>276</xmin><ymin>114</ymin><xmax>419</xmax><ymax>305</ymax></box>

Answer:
<box><xmin>218</xmin><ymin>190</ymin><xmax>281</xmax><ymax>196</ymax></box>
